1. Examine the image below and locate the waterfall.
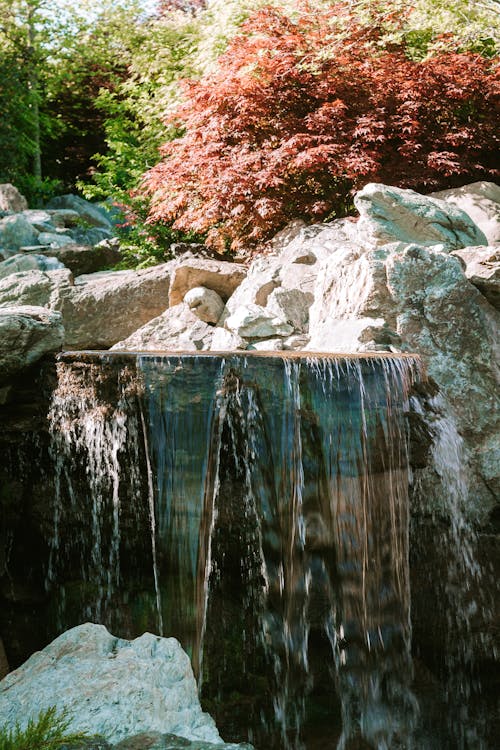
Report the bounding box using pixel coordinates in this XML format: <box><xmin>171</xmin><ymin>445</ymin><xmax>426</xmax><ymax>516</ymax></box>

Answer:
<box><xmin>46</xmin><ymin>351</ymin><xmax>423</xmax><ymax>749</ymax></box>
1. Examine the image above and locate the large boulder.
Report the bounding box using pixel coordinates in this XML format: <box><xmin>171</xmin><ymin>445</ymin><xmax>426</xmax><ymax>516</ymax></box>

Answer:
<box><xmin>54</xmin><ymin>265</ymin><xmax>171</xmax><ymax>349</ymax></box>
<box><xmin>0</xmin><ymin>306</ymin><xmax>64</xmax><ymax>381</ymax></box>
<box><xmin>0</xmin><ymin>268</ymin><xmax>73</xmax><ymax>308</ymax></box>
<box><xmin>0</xmin><ymin>623</ymin><xmax>221</xmax><ymax>744</ymax></box>
<box><xmin>451</xmin><ymin>246</ymin><xmax>500</xmax><ymax>310</ymax></box>
<box><xmin>46</xmin><ymin>194</ymin><xmax>113</xmax><ymax>230</ymax></box>
<box><xmin>354</xmin><ymin>183</ymin><xmax>488</xmax><ymax>250</ymax></box>
<box><xmin>0</xmin><ymin>215</ymin><xmax>39</xmax><ymax>256</ymax></box>
<box><xmin>112</xmin><ymin>303</ymin><xmax>213</xmax><ymax>352</ymax></box>
<box><xmin>0</xmin><ymin>184</ymin><xmax>28</xmax><ymax>213</ymax></box>
<box><xmin>430</xmin><ymin>181</ymin><xmax>500</xmax><ymax>245</ymax></box>
<box><xmin>184</xmin><ymin>287</ymin><xmax>225</xmax><ymax>324</ymax></box>
<box><xmin>168</xmin><ymin>259</ymin><xmax>246</xmax><ymax>307</ymax></box>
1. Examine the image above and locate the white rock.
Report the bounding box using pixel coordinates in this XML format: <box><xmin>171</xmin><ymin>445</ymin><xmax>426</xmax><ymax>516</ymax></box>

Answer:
<box><xmin>355</xmin><ymin>183</ymin><xmax>487</xmax><ymax>250</ymax></box>
<box><xmin>430</xmin><ymin>181</ymin><xmax>500</xmax><ymax>245</ymax></box>
<box><xmin>225</xmin><ymin>304</ymin><xmax>293</xmax><ymax>339</ymax></box>
<box><xmin>306</xmin><ymin>317</ymin><xmax>387</xmax><ymax>353</ymax></box>
<box><xmin>0</xmin><ymin>306</ymin><xmax>64</xmax><ymax>380</ymax></box>
<box><xmin>184</xmin><ymin>286</ymin><xmax>225</xmax><ymax>324</ymax></box>
<box><xmin>0</xmin><ymin>623</ymin><xmax>221</xmax><ymax>744</ymax></box>
<box><xmin>112</xmin><ymin>303</ymin><xmax>213</xmax><ymax>352</ymax></box>
<box><xmin>248</xmin><ymin>338</ymin><xmax>284</xmax><ymax>351</ymax></box>
<box><xmin>0</xmin><ymin>183</ymin><xmax>28</xmax><ymax>213</ymax></box>
<box><xmin>451</xmin><ymin>245</ymin><xmax>500</xmax><ymax>309</ymax></box>
<box><xmin>210</xmin><ymin>327</ymin><xmax>247</xmax><ymax>351</ymax></box>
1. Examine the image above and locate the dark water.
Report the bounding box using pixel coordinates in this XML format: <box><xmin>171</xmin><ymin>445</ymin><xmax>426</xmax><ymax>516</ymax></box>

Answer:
<box><xmin>39</xmin><ymin>352</ymin><xmax>495</xmax><ymax>749</ymax></box>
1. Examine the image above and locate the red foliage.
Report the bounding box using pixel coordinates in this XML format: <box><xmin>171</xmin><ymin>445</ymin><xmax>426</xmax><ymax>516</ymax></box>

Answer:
<box><xmin>142</xmin><ymin>3</ymin><xmax>500</xmax><ymax>251</ymax></box>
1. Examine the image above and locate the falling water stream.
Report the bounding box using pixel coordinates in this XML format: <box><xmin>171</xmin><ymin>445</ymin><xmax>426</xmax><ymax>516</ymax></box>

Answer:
<box><xmin>41</xmin><ymin>351</ymin><xmax>491</xmax><ymax>749</ymax></box>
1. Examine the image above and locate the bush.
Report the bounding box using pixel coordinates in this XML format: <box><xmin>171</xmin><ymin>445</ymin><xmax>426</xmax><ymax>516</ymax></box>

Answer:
<box><xmin>0</xmin><ymin>706</ymin><xmax>92</xmax><ymax>750</ymax></box>
<box><xmin>140</xmin><ymin>2</ymin><xmax>499</xmax><ymax>253</ymax></box>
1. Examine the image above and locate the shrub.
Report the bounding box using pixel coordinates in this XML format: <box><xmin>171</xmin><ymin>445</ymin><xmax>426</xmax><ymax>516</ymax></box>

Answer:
<box><xmin>140</xmin><ymin>2</ymin><xmax>499</xmax><ymax>253</ymax></box>
<box><xmin>0</xmin><ymin>706</ymin><xmax>92</xmax><ymax>750</ymax></box>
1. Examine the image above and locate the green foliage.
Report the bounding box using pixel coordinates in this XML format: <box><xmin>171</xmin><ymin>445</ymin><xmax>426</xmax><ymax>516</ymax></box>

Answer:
<box><xmin>0</xmin><ymin>706</ymin><xmax>91</xmax><ymax>750</ymax></box>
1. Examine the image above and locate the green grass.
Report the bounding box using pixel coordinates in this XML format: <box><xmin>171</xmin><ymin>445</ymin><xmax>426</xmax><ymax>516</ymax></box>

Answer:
<box><xmin>0</xmin><ymin>706</ymin><xmax>93</xmax><ymax>750</ymax></box>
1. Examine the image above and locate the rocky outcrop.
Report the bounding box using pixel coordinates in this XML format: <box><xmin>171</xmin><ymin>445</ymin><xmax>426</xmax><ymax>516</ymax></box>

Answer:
<box><xmin>0</xmin><ymin>184</ymin><xmax>28</xmax><ymax>213</ymax></box>
<box><xmin>168</xmin><ymin>259</ymin><xmax>247</xmax><ymax>307</ymax></box>
<box><xmin>0</xmin><ymin>306</ymin><xmax>64</xmax><ymax>381</ymax></box>
<box><xmin>112</xmin><ymin>303</ymin><xmax>213</xmax><ymax>351</ymax></box>
<box><xmin>354</xmin><ymin>183</ymin><xmax>488</xmax><ymax>249</ymax></box>
<box><xmin>0</xmin><ymin>624</ymin><xmax>221</xmax><ymax>744</ymax></box>
<box><xmin>0</xmin><ymin>253</ymin><xmax>65</xmax><ymax>279</ymax></box>
<box><xmin>55</xmin><ymin>265</ymin><xmax>172</xmax><ymax>349</ymax></box>
<box><xmin>430</xmin><ymin>181</ymin><xmax>500</xmax><ymax>245</ymax></box>
<box><xmin>452</xmin><ymin>246</ymin><xmax>500</xmax><ymax>310</ymax></box>
<box><xmin>0</xmin><ymin>268</ymin><xmax>73</xmax><ymax>309</ymax></box>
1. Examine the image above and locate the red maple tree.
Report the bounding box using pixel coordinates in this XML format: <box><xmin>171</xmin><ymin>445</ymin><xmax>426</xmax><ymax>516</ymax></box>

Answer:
<box><xmin>141</xmin><ymin>3</ymin><xmax>499</xmax><ymax>252</ymax></box>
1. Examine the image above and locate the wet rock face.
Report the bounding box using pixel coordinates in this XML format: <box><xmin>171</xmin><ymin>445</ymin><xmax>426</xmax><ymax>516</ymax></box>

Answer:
<box><xmin>0</xmin><ymin>624</ymin><xmax>221</xmax><ymax>744</ymax></box>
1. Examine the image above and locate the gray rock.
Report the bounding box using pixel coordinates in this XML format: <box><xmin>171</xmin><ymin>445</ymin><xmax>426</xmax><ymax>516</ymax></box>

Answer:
<box><xmin>355</xmin><ymin>183</ymin><xmax>487</xmax><ymax>250</ymax></box>
<box><xmin>0</xmin><ymin>214</ymin><xmax>39</xmax><ymax>255</ymax></box>
<box><xmin>113</xmin><ymin>732</ymin><xmax>253</xmax><ymax>750</ymax></box>
<box><xmin>0</xmin><ymin>269</ymin><xmax>73</xmax><ymax>309</ymax></box>
<box><xmin>71</xmin><ymin>227</ymin><xmax>114</xmax><ymax>246</ymax></box>
<box><xmin>247</xmin><ymin>337</ymin><xmax>284</xmax><ymax>351</ymax></box>
<box><xmin>21</xmin><ymin>209</ymin><xmax>53</xmax><ymax>228</ymax></box>
<box><xmin>451</xmin><ymin>245</ymin><xmax>500</xmax><ymax>309</ymax></box>
<box><xmin>184</xmin><ymin>287</ymin><xmax>225</xmax><ymax>324</ymax></box>
<box><xmin>46</xmin><ymin>194</ymin><xmax>113</xmax><ymax>230</ymax></box>
<box><xmin>112</xmin><ymin>303</ymin><xmax>213</xmax><ymax>352</ymax></box>
<box><xmin>225</xmin><ymin>304</ymin><xmax>293</xmax><ymax>339</ymax></box>
<box><xmin>36</xmin><ymin>242</ymin><xmax>122</xmax><ymax>276</ymax></box>
<box><xmin>0</xmin><ymin>183</ymin><xmax>28</xmax><ymax>213</ymax></box>
<box><xmin>266</xmin><ymin>288</ymin><xmax>313</xmax><ymax>332</ymax></box>
<box><xmin>49</xmin><ymin>209</ymin><xmax>82</xmax><ymax>228</ymax></box>
<box><xmin>0</xmin><ymin>306</ymin><xmax>64</xmax><ymax>381</ymax></box>
<box><xmin>55</xmin><ymin>265</ymin><xmax>171</xmax><ymax>349</ymax></box>
<box><xmin>0</xmin><ymin>254</ymin><xmax>65</xmax><ymax>280</ymax></box>
<box><xmin>169</xmin><ymin>259</ymin><xmax>247</xmax><ymax>307</ymax></box>
<box><xmin>38</xmin><ymin>231</ymin><xmax>76</xmax><ymax>248</ymax></box>
<box><xmin>0</xmin><ymin>623</ymin><xmax>221</xmax><ymax>744</ymax></box>
<box><xmin>430</xmin><ymin>181</ymin><xmax>500</xmax><ymax>245</ymax></box>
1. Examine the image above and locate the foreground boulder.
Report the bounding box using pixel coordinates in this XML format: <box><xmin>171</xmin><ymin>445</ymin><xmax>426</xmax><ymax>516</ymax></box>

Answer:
<box><xmin>0</xmin><ymin>624</ymin><xmax>221</xmax><ymax>744</ymax></box>
<box><xmin>0</xmin><ymin>306</ymin><xmax>64</xmax><ymax>381</ymax></box>
<box><xmin>112</xmin><ymin>303</ymin><xmax>213</xmax><ymax>351</ymax></box>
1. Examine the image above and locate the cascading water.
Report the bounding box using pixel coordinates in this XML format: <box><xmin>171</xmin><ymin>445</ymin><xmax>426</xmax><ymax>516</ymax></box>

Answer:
<box><xmin>45</xmin><ymin>351</ymin><xmax>424</xmax><ymax>749</ymax></box>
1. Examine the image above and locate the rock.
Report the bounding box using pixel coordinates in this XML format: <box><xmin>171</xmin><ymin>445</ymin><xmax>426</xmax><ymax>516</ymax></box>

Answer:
<box><xmin>59</xmin><ymin>739</ymin><xmax>111</xmax><ymax>750</ymax></box>
<box><xmin>0</xmin><ymin>254</ymin><xmax>65</xmax><ymax>280</ymax></box>
<box><xmin>21</xmin><ymin>209</ymin><xmax>54</xmax><ymax>229</ymax></box>
<box><xmin>225</xmin><ymin>304</ymin><xmax>293</xmax><ymax>339</ymax></box>
<box><xmin>37</xmin><ymin>242</ymin><xmax>122</xmax><ymax>276</ymax></box>
<box><xmin>209</xmin><ymin>328</ymin><xmax>246</xmax><ymax>351</ymax></box>
<box><xmin>430</xmin><ymin>181</ymin><xmax>500</xmax><ymax>245</ymax></box>
<box><xmin>0</xmin><ymin>306</ymin><xmax>64</xmax><ymax>381</ymax></box>
<box><xmin>37</xmin><ymin>231</ymin><xmax>76</xmax><ymax>248</ymax></box>
<box><xmin>71</xmin><ymin>227</ymin><xmax>114</xmax><ymax>246</ymax></box>
<box><xmin>0</xmin><ymin>623</ymin><xmax>221</xmax><ymax>744</ymax></box>
<box><xmin>451</xmin><ymin>246</ymin><xmax>500</xmax><ymax>310</ymax></box>
<box><xmin>266</xmin><ymin>288</ymin><xmax>314</xmax><ymax>332</ymax></box>
<box><xmin>0</xmin><ymin>214</ymin><xmax>39</xmax><ymax>256</ymax></box>
<box><xmin>113</xmin><ymin>732</ymin><xmax>253</xmax><ymax>750</ymax></box>
<box><xmin>112</xmin><ymin>303</ymin><xmax>213</xmax><ymax>352</ymax></box>
<box><xmin>169</xmin><ymin>259</ymin><xmax>247</xmax><ymax>307</ymax></box>
<box><xmin>247</xmin><ymin>338</ymin><xmax>284</xmax><ymax>351</ymax></box>
<box><xmin>355</xmin><ymin>183</ymin><xmax>488</xmax><ymax>250</ymax></box>
<box><xmin>0</xmin><ymin>269</ymin><xmax>73</xmax><ymax>309</ymax></box>
<box><xmin>0</xmin><ymin>184</ymin><xmax>28</xmax><ymax>213</ymax></box>
<box><xmin>184</xmin><ymin>287</ymin><xmax>225</xmax><ymax>324</ymax></box>
<box><xmin>55</xmin><ymin>265</ymin><xmax>171</xmax><ymax>349</ymax></box>
<box><xmin>5</xmin><ymin>268</ymin><xmax>73</xmax><ymax>306</ymax></box>
<box><xmin>46</xmin><ymin>194</ymin><xmax>113</xmax><ymax>230</ymax></box>
<box><xmin>49</xmin><ymin>209</ymin><xmax>82</xmax><ymax>228</ymax></box>
<box><xmin>282</xmin><ymin>334</ymin><xmax>310</xmax><ymax>350</ymax></box>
